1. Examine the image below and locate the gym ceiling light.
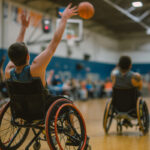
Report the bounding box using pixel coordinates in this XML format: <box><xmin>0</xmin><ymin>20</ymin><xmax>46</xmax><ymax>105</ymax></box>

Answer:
<box><xmin>132</xmin><ymin>1</ymin><xmax>143</xmax><ymax>8</ymax></box>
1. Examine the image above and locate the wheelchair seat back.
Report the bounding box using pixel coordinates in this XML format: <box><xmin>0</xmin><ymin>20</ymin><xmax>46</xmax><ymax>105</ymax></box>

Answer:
<box><xmin>112</xmin><ymin>88</ymin><xmax>138</xmax><ymax>113</ymax></box>
<box><xmin>6</xmin><ymin>78</ymin><xmax>48</xmax><ymax>121</ymax></box>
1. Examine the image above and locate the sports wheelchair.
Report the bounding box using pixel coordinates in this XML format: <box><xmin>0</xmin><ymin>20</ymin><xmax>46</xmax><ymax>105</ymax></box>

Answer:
<box><xmin>0</xmin><ymin>78</ymin><xmax>90</xmax><ymax>150</ymax></box>
<box><xmin>103</xmin><ymin>88</ymin><xmax>149</xmax><ymax>135</ymax></box>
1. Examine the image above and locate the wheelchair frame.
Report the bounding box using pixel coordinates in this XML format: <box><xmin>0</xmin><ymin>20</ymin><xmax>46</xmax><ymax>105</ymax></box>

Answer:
<box><xmin>103</xmin><ymin>97</ymin><xmax>149</xmax><ymax>135</ymax></box>
<box><xmin>0</xmin><ymin>98</ymin><xmax>90</xmax><ymax>150</ymax></box>
<box><xmin>0</xmin><ymin>78</ymin><xmax>90</xmax><ymax>150</ymax></box>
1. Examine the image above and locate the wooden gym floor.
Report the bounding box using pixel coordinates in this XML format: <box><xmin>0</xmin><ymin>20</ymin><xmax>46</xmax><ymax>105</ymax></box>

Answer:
<box><xmin>12</xmin><ymin>99</ymin><xmax>150</xmax><ymax>150</ymax></box>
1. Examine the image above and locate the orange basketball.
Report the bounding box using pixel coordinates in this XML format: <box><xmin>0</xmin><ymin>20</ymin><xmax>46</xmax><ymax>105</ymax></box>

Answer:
<box><xmin>78</xmin><ymin>2</ymin><xmax>95</xmax><ymax>19</ymax></box>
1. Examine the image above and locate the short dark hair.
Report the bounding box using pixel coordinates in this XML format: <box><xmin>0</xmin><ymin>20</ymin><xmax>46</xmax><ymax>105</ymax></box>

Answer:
<box><xmin>118</xmin><ymin>56</ymin><xmax>132</xmax><ymax>71</ymax></box>
<box><xmin>8</xmin><ymin>42</ymin><xmax>28</xmax><ymax>66</ymax></box>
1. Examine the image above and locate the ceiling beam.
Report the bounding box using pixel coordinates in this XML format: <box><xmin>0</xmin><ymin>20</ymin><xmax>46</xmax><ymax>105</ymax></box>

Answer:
<box><xmin>139</xmin><ymin>10</ymin><xmax>150</xmax><ymax>21</ymax></box>
<box><xmin>104</xmin><ymin>0</ymin><xmax>150</xmax><ymax>30</ymax></box>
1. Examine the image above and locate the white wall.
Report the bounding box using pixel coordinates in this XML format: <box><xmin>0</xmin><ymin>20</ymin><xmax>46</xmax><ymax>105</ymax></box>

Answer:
<box><xmin>55</xmin><ymin>29</ymin><xmax>120</xmax><ymax>63</ymax></box>
<box><xmin>119</xmin><ymin>36</ymin><xmax>150</xmax><ymax>63</ymax></box>
<box><xmin>1</xmin><ymin>1</ymin><xmax>120</xmax><ymax>64</ymax></box>
<box><xmin>2</xmin><ymin>1</ymin><xmax>150</xmax><ymax>65</ymax></box>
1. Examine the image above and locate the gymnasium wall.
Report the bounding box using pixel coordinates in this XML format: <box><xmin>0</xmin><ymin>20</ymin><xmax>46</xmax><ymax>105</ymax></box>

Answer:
<box><xmin>0</xmin><ymin>49</ymin><xmax>115</xmax><ymax>80</ymax></box>
<box><xmin>0</xmin><ymin>1</ymin><xmax>119</xmax><ymax>64</ymax></box>
<box><xmin>1</xmin><ymin>47</ymin><xmax>150</xmax><ymax>81</ymax></box>
<box><xmin>119</xmin><ymin>35</ymin><xmax>150</xmax><ymax>63</ymax></box>
<box><xmin>1</xmin><ymin>1</ymin><xmax>150</xmax><ymax>80</ymax></box>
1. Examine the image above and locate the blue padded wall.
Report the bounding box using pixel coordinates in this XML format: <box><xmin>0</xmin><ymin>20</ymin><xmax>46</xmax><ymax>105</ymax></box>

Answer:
<box><xmin>1</xmin><ymin>49</ymin><xmax>150</xmax><ymax>80</ymax></box>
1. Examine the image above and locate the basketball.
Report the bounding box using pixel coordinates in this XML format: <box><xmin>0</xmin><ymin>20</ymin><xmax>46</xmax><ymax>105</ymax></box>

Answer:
<box><xmin>78</xmin><ymin>2</ymin><xmax>95</xmax><ymax>19</ymax></box>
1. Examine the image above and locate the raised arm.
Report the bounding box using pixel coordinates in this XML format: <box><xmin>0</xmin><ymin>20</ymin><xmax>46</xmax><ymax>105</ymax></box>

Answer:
<box><xmin>16</xmin><ymin>12</ymin><xmax>30</xmax><ymax>42</ymax></box>
<box><xmin>31</xmin><ymin>4</ymin><xmax>77</xmax><ymax>74</ymax></box>
<box><xmin>5</xmin><ymin>12</ymin><xmax>30</xmax><ymax>79</ymax></box>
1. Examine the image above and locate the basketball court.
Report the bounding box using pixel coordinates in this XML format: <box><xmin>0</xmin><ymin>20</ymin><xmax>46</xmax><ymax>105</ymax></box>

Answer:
<box><xmin>0</xmin><ymin>0</ymin><xmax>150</xmax><ymax>150</ymax></box>
<box><xmin>16</xmin><ymin>99</ymin><xmax>150</xmax><ymax>150</ymax></box>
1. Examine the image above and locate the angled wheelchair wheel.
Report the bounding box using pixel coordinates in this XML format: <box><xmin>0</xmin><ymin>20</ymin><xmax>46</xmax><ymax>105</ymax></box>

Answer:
<box><xmin>137</xmin><ymin>99</ymin><xmax>149</xmax><ymax>135</ymax></box>
<box><xmin>45</xmin><ymin>98</ymin><xmax>72</xmax><ymax>150</ymax></box>
<box><xmin>54</xmin><ymin>103</ymin><xmax>87</xmax><ymax>150</ymax></box>
<box><xmin>103</xmin><ymin>99</ymin><xmax>113</xmax><ymax>134</ymax></box>
<box><xmin>0</xmin><ymin>102</ymin><xmax>29</xmax><ymax>150</ymax></box>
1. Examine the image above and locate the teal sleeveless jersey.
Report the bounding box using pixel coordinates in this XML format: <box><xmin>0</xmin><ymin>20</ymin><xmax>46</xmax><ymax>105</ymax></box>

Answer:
<box><xmin>10</xmin><ymin>65</ymin><xmax>32</xmax><ymax>82</ymax></box>
<box><xmin>113</xmin><ymin>69</ymin><xmax>135</xmax><ymax>89</ymax></box>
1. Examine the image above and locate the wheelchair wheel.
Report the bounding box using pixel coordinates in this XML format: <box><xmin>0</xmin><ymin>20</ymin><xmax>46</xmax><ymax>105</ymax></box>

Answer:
<box><xmin>54</xmin><ymin>103</ymin><xmax>87</xmax><ymax>150</ymax></box>
<box><xmin>103</xmin><ymin>99</ymin><xmax>113</xmax><ymax>134</ymax></box>
<box><xmin>0</xmin><ymin>102</ymin><xmax>29</xmax><ymax>150</ymax></box>
<box><xmin>137</xmin><ymin>99</ymin><xmax>149</xmax><ymax>135</ymax></box>
<box><xmin>45</xmin><ymin>98</ymin><xmax>72</xmax><ymax>150</ymax></box>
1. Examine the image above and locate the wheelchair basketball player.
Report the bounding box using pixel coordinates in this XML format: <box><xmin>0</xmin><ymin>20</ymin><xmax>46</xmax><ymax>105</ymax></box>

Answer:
<box><xmin>5</xmin><ymin>4</ymin><xmax>78</xmax><ymax>146</ymax></box>
<box><xmin>111</xmin><ymin>56</ymin><xmax>143</xmax><ymax>126</ymax></box>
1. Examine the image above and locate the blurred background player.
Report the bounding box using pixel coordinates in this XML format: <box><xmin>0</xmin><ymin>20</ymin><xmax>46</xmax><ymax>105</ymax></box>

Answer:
<box><xmin>111</xmin><ymin>55</ymin><xmax>142</xmax><ymax>91</ymax></box>
<box><xmin>0</xmin><ymin>55</ymin><xmax>8</xmax><ymax>100</ymax></box>
<box><xmin>111</xmin><ymin>56</ymin><xmax>143</xmax><ymax>126</ymax></box>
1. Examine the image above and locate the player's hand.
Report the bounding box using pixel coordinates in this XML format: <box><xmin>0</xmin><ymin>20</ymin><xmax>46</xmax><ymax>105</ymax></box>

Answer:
<box><xmin>21</xmin><ymin>12</ymin><xmax>30</xmax><ymax>28</ymax></box>
<box><xmin>59</xmin><ymin>3</ymin><xmax>78</xmax><ymax>20</ymax></box>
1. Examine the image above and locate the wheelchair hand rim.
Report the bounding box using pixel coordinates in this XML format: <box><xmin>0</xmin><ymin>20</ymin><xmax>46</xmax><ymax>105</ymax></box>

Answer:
<box><xmin>45</xmin><ymin>98</ymin><xmax>72</xmax><ymax>150</ymax></box>
<box><xmin>54</xmin><ymin>103</ymin><xmax>87</xmax><ymax>150</ymax></box>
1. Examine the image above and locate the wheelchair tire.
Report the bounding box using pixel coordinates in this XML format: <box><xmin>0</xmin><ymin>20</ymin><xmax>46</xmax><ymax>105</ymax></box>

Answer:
<box><xmin>45</xmin><ymin>98</ymin><xmax>72</xmax><ymax>150</ymax></box>
<box><xmin>137</xmin><ymin>99</ymin><xmax>149</xmax><ymax>135</ymax></box>
<box><xmin>54</xmin><ymin>103</ymin><xmax>87</xmax><ymax>150</ymax></box>
<box><xmin>103</xmin><ymin>99</ymin><xmax>113</xmax><ymax>134</ymax></box>
<box><xmin>0</xmin><ymin>102</ymin><xmax>29</xmax><ymax>150</ymax></box>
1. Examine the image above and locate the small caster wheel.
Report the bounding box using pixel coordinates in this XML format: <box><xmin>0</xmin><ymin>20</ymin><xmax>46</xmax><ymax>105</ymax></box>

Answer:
<box><xmin>33</xmin><ymin>142</ymin><xmax>41</xmax><ymax>150</ymax></box>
